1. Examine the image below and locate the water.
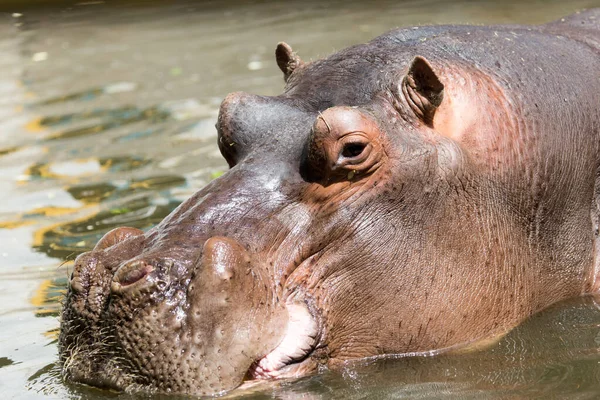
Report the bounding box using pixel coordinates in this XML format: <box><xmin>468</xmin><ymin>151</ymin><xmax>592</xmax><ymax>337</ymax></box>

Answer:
<box><xmin>1</xmin><ymin>0</ymin><xmax>600</xmax><ymax>398</ymax></box>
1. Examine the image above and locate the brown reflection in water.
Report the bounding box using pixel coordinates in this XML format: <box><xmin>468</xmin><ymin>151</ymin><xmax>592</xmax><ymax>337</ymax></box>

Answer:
<box><xmin>36</xmin><ymin>87</ymin><xmax>105</xmax><ymax>106</ymax></box>
<box><xmin>0</xmin><ymin>357</ymin><xmax>18</xmax><ymax>369</ymax></box>
<box><xmin>25</xmin><ymin>362</ymin><xmax>66</xmax><ymax>398</ymax></box>
<box><xmin>66</xmin><ymin>175</ymin><xmax>186</xmax><ymax>204</ymax></box>
<box><xmin>128</xmin><ymin>175</ymin><xmax>187</xmax><ymax>190</ymax></box>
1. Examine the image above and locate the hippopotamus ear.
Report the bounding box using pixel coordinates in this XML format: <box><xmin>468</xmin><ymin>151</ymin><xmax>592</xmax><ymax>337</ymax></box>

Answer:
<box><xmin>275</xmin><ymin>42</ymin><xmax>304</xmax><ymax>82</ymax></box>
<box><xmin>402</xmin><ymin>56</ymin><xmax>444</xmax><ymax>125</ymax></box>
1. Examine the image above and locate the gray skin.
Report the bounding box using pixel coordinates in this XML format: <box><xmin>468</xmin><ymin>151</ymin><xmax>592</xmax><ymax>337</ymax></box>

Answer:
<box><xmin>59</xmin><ymin>9</ymin><xmax>600</xmax><ymax>397</ymax></box>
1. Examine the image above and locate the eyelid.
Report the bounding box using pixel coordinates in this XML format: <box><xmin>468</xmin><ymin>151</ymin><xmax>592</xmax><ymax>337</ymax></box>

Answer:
<box><xmin>339</xmin><ymin>130</ymin><xmax>369</xmax><ymax>140</ymax></box>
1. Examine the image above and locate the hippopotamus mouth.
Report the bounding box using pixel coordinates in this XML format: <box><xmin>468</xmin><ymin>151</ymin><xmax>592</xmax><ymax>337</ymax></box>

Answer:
<box><xmin>60</xmin><ymin>226</ymin><xmax>326</xmax><ymax>396</ymax></box>
<box><xmin>64</xmin><ymin>295</ymin><xmax>319</xmax><ymax>391</ymax></box>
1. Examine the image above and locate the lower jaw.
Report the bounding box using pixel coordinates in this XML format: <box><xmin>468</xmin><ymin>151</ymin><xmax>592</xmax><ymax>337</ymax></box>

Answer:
<box><xmin>66</xmin><ymin>301</ymin><xmax>322</xmax><ymax>396</ymax></box>
<box><xmin>67</xmin><ymin>354</ymin><xmax>319</xmax><ymax>397</ymax></box>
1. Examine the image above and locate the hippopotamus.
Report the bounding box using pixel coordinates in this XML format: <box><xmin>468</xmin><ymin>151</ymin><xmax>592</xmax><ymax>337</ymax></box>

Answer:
<box><xmin>59</xmin><ymin>9</ymin><xmax>600</xmax><ymax>396</ymax></box>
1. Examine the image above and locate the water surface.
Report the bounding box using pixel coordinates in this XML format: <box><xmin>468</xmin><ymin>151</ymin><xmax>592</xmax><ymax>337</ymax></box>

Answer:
<box><xmin>2</xmin><ymin>0</ymin><xmax>600</xmax><ymax>398</ymax></box>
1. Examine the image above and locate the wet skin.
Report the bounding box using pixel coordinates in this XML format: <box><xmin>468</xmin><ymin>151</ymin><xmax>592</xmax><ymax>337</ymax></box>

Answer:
<box><xmin>59</xmin><ymin>9</ymin><xmax>600</xmax><ymax>396</ymax></box>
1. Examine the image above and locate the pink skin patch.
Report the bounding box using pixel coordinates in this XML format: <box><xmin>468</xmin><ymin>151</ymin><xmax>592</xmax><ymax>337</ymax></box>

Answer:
<box><xmin>249</xmin><ymin>302</ymin><xmax>319</xmax><ymax>379</ymax></box>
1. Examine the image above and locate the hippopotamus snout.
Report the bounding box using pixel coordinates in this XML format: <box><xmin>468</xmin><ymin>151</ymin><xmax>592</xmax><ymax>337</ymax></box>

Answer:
<box><xmin>61</xmin><ymin>227</ymin><xmax>295</xmax><ymax>395</ymax></box>
<box><xmin>68</xmin><ymin>231</ymin><xmax>242</xmax><ymax>313</ymax></box>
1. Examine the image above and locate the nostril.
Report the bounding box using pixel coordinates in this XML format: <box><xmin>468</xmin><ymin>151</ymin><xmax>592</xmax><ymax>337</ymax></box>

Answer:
<box><xmin>69</xmin><ymin>253</ymin><xmax>98</xmax><ymax>294</ymax></box>
<box><xmin>111</xmin><ymin>260</ymin><xmax>154</xmax><ymax>293</ymax></box>
<box><xmin>70</xmin><ymin>277</ymin><xmax>84</xmax><ymax>294</ymax></box>
<box><xmin>120</xmin><ymin>263</ymin><xmax>151</xmax><ymax>286</ymax></box>
<box><xmin>156</xmin><ymin>280</ymin><xmax>168</xmax><ymax>291</ymax></box>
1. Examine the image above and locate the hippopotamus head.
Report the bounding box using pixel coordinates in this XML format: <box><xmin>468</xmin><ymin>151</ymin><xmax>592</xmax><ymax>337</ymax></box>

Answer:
<box><xmin>58</xmin><ymin>40</ymin><xmax>473</xmax><ymax>395</ymax></box>
<box><xmin>60</xmin><ymin>31</ymin><xmax>586</xmax><ymax>395</ymax></box>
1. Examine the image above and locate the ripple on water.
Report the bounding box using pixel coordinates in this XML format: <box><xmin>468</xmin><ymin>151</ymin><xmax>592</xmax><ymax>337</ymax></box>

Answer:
<box><xmin>25</xmin><ymin>362</ymin><xmax>72</xmax><ymax>399</ymax></box>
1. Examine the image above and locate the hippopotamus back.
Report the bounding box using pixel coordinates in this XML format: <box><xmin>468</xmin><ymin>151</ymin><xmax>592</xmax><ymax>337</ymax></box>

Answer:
<box><xmin>544</xmin><ymin>8</ymin><xmax>600</xmax><ymax>51</ymax></box>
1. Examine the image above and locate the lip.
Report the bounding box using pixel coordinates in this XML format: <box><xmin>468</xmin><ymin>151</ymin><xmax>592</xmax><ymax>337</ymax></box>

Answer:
<box><xmin>63</xmin><ymin>353</ymin><xmax>132</xmax><ymax>393</ymax></box>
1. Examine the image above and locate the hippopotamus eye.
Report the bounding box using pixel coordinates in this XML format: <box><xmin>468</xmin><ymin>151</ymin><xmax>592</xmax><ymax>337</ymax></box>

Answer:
<box><xmin>305</xmin><ymin>106</ymin><xmax>384</xmax><ymax>183</ymax></box>
<box><xmin>341</xmin><ymin>141</ymin><xmax>367</xmax><ymax>159</ymax></box>
<box><xmin>337</xmin><ymin>134</ymin><xmax>371</xmax><ymax>164</ymax></box>
<box><xmin>216</xmin><ymin>121</ymin><xmax>239</xmax><ymax>168</ymax></box>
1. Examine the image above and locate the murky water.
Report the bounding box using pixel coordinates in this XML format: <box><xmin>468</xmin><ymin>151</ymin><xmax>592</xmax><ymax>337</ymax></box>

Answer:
<box><xmin>2</xmin><ymin>0</ymin><xmax>600</xmax><ymax>398</ymax></box>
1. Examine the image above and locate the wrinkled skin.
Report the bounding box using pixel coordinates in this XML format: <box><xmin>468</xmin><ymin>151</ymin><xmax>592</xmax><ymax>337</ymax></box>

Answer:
<box><xmin>60</xmin><ymin>10</ymin><xmax>600</xmax><ymax>397</ymax></box>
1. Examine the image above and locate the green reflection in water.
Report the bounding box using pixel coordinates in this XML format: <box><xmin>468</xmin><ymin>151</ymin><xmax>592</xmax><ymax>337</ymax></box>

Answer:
<box><xmin>37</xmin><ymin>88</ymin><xmax>105</xmax><ymax>106</ymax></box>
<box><xmin>44</xmin><ymin>106</ymin><xmax>171</xmax><ymax>141</ymax></box>
<box><xmin>36</xmin><ymin>107</ymin><xmax>139</xmax><ymax>127</ymax></box>
<box><xmin>115</xmin><ymin>128</ymin><xmax>159</xmax><ymax>143</ymax></box>
<box><xmin>29</xmin><ymin>173</ymin><xmax>187</xmax><ymax>260</ymax></box>
<box><xmin>25</xmin><ymin>103</ymin><xmax>175</xmax><ymax>141</ymax></box>
<box><xmin>26</xmin><ymin>155</ymin><xmax>151</xmax><ymax>180</ymax></box>
<box><xmin>33</xmin><ymin>196</ymin><xmax>181</xmax><ymax>260</ymax></box>
<box><xmin>0</xmin><ymin>357</ymin><xmax>18</xmax><ymax>369</ymax></box>
<box><xmin>66</xmin><ymin>175</ymin><xmax>187</xmax><ymax>204</ymax></box>
<box><xmin>66</xmin><ymin>183</ymin><xmax>118</xmax><ymax>204</ymax></box>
